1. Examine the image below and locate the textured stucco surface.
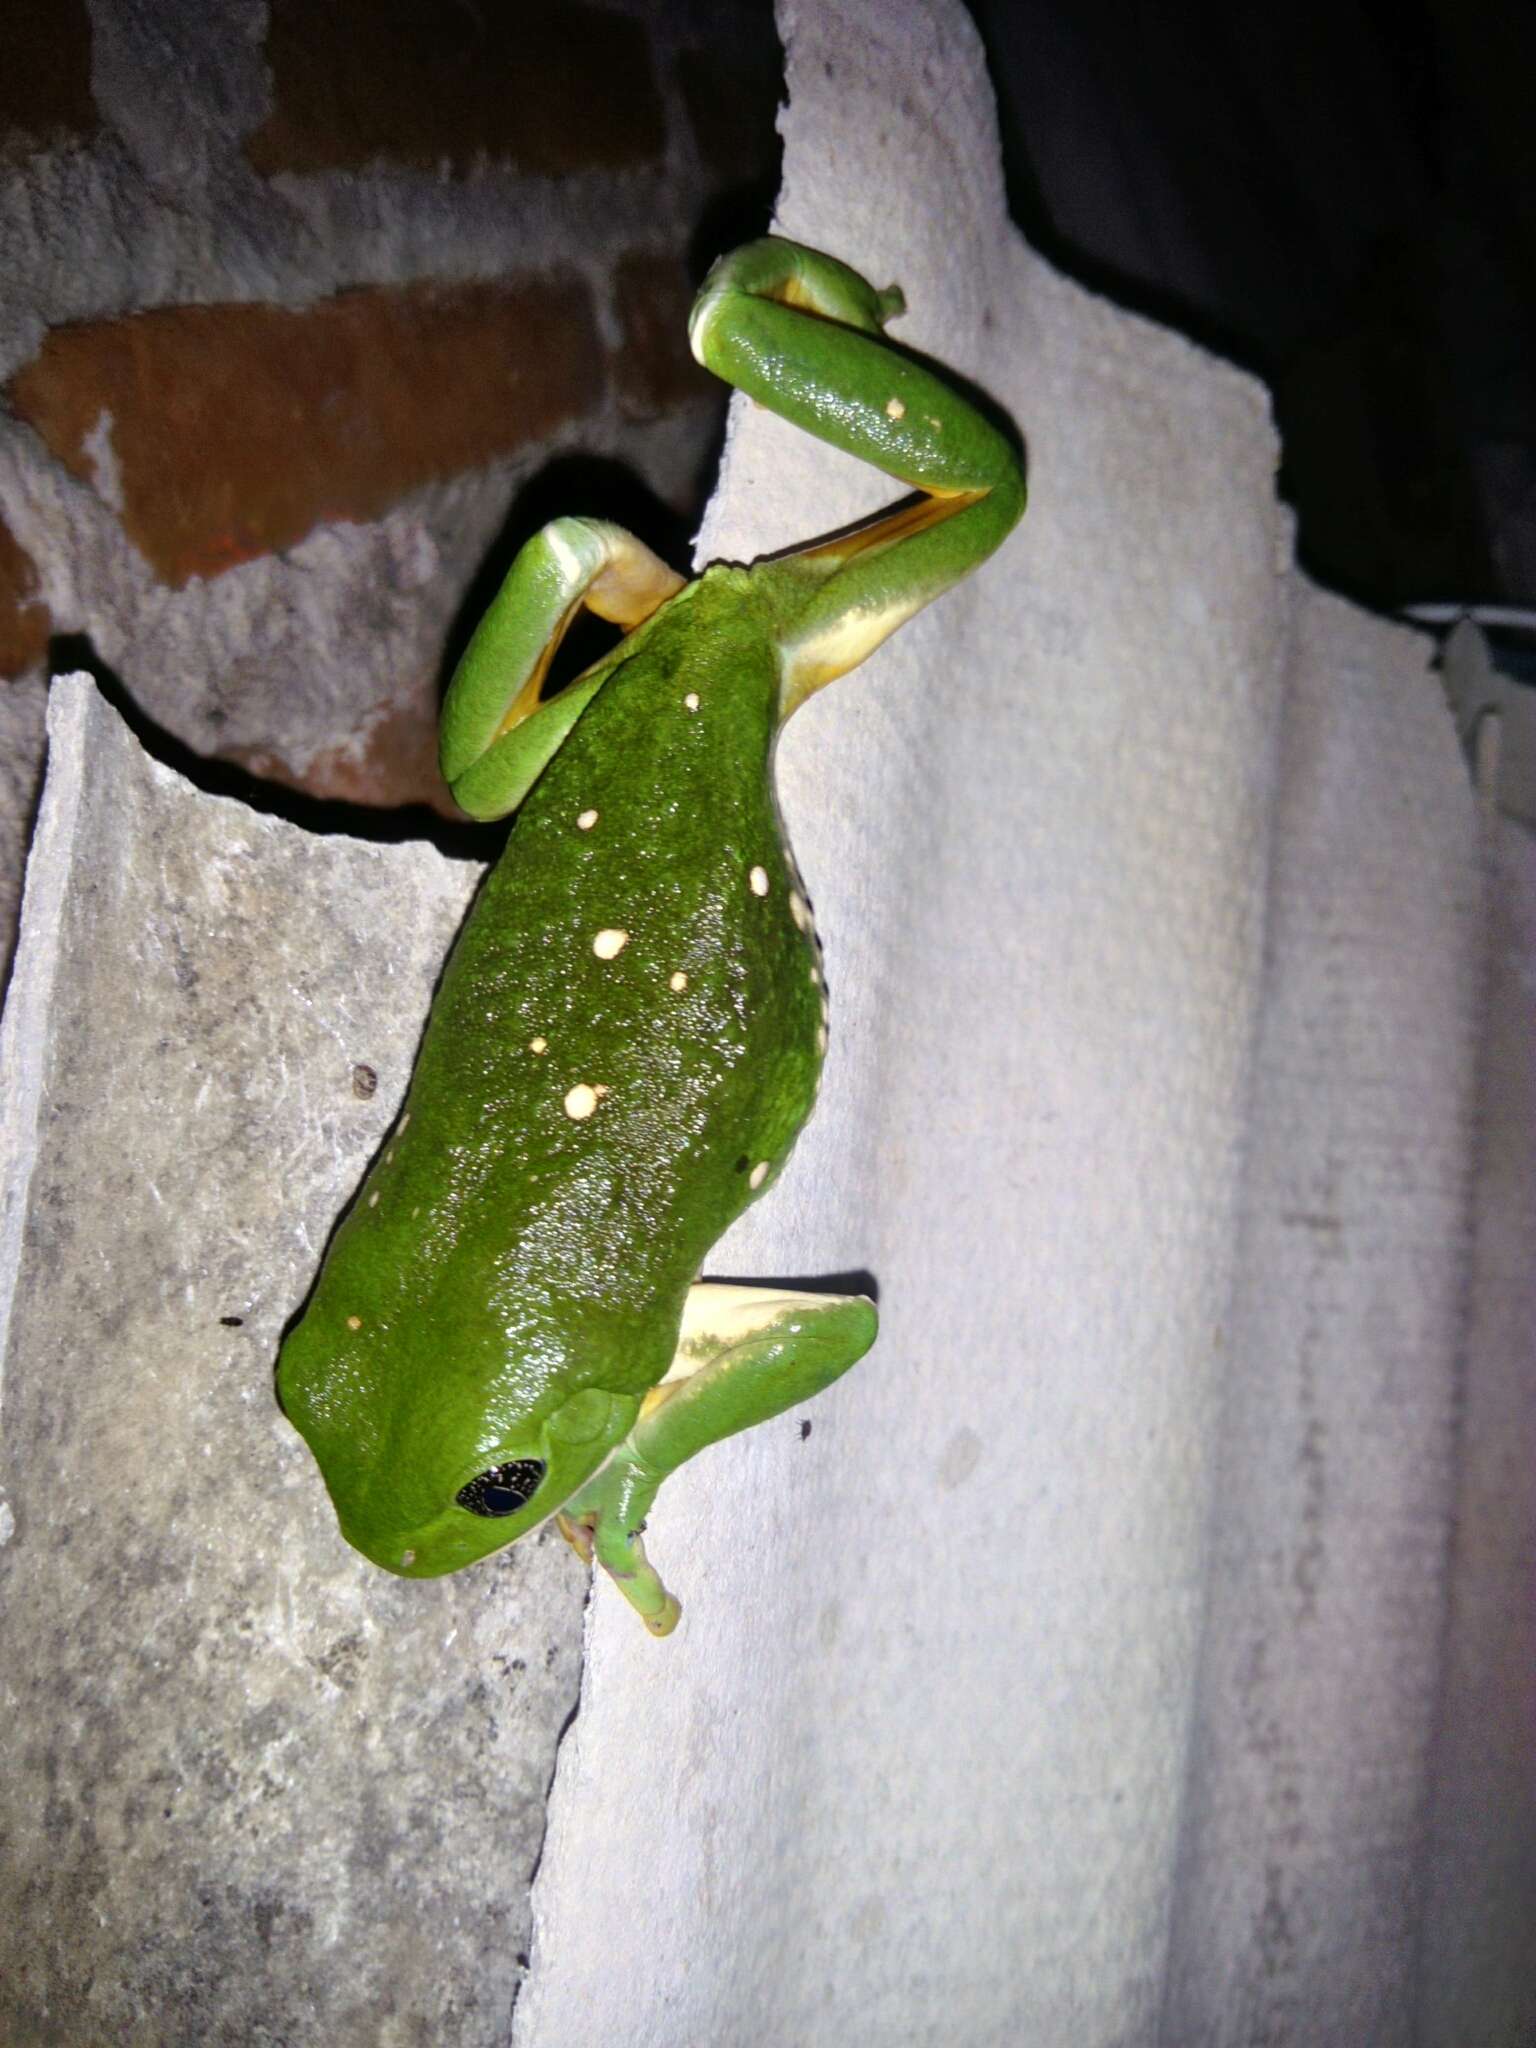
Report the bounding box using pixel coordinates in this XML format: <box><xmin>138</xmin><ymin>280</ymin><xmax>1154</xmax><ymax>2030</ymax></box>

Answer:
<box><xmin>1414</xmin><ymin>811</ymin><xmax>1536</xmax><ymax>2048</ymax></box>
<box><xmin>1160</xmin><ymin>585</ymin><xmax>1483</xmax><ymax>2042</ymax></box>
<box><xmin>513</xmin><ymin>4</ymin><xmax>1512</xmax><ymax>2046</ymax></box>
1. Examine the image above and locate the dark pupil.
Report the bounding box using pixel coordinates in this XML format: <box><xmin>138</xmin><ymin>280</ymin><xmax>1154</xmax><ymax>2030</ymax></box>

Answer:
<box><xmin>456</xmin><ymin>1460</ymin><xmax>546</xmax><ymax>1517</ymax></box>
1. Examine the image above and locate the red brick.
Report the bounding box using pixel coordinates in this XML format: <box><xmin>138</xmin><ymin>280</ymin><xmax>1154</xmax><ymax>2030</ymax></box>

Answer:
<box><xmin>0</xmin><ymin>0</ymin><xmax>97</xmax><ymax>159</ymax></box>
<box><xmin>248</xmin><ymin>0</ymin><xmax>663</xmax><ymax>179</ymax></box>
<box><xmin>611</xmin><ymin>253</ymin><xmax>716</xmax><ymax>421</ymax></box>
<box><xmin>227</xmin><ymin>682</ymin><xmax>455</xmax><ymax>816</ymax></box>
<box><xmin>7</xmin><ymin>279</ymin><xmax>605</xmax><ymax>587</ymax></box>
<box><xmin>0</xmin><ymin>516</ymin><xmax>52</xmax><ymax>679</ymax></box>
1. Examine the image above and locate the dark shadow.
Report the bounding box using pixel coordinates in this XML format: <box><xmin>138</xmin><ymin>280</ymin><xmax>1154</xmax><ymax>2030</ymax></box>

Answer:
<box><xmin>960</xmin><ymin>0</ymin><xmax>1279</xmax><ymax>383</ymax></box>
<box><xmin>687</xmin><ymin>174</ymin><xmax>784</xmax><ymax>290</ymax></box>
<box><xmin>958</xmin><ymin>0</ymin><xmax>1502</xmax><ymax>618</ymax></box>
<box><xmin>49</xmin><ymin>634</ymin><xmax>500</xmax><ymax>860</ymax></box>
<box><xmin>707</xmin><ymin>1269</ymin><xmax>880</xmax><ymax>1306</ymax></box>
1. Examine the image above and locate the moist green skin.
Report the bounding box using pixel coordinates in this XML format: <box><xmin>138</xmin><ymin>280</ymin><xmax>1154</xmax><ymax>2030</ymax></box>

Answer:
<box><xmin>277</xmin><ymin>237</ymin><xmax>1023</xmax><ymax>1622</ymax></box>
<box><xmin>278</xmin><ymin>569</ymin><xmax>823</xmax><ymax>1565</ymax></box>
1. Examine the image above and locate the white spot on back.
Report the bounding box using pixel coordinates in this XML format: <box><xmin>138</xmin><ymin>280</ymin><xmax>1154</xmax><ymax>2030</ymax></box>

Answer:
<box><xmin>789</xmin><ymin>890</ymin><xmax>809</xmax><ymax>930</ymax></box>
<box><xmin>749</xmin><ymin>866</ymin><xmax>769</xmax><ymax>897</ymax></box>
<box><xmin>529</xmin><ymin>1036</ymin><xmax>548</xmax><ymax>1054</ymax></box>
<box><xmin>563</xmin><ymin>1083</ymin><xmax>599</xmax><ymax>1121</ymax></box>
<box><xmin>885</xmin><ymin>395</ymin><xmax>906</xmax><ymax>419</ymax></box>
<box><xmin>368</xmin><ymin>1190</ymin><xmax>379</xmax><ymax>1208</ymax></box>
<box><xmin>669</xmin><ymin>971</ymin><xmax>688</xmax><ymax>992</ymax></box>
<box><xmin>593</xmin><ymin>928</ymin><xmax>629</xmax><ymax>960</ymax></box>
<box><xmin>346</xmin><ymin>1315</ymin><xmax>362</xmax><ymax>1331</ymax></box>
<box><xmin>684</xmin><ymin>692</ymin><xmax>700</xmax><ymax>712</ymax></box>
<box><xmin>577</xmin><ymin>808</ymin><xmax>599</xmax><ymax>830</ymax></box>
<box><xmin>749</xmin><ymin>1161</ymin><xmax>770</xmax><ymax>1190</ymax></box>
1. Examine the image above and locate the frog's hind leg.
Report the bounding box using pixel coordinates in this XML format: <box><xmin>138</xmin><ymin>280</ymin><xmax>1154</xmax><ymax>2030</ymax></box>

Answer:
<box><xmin>440</xmin><ymin>516</ymin><xmax>685</xmax><ymax>820</ymax></box>
<box><xmin>556</xmin><ymin>1282</ymin><xmax>877</xmax><ymax>1634</ymax></box>
<box><xmin>689</xmin><ymin>237</ymin><xmax>1026</xmax><ymax>717</ymax></box>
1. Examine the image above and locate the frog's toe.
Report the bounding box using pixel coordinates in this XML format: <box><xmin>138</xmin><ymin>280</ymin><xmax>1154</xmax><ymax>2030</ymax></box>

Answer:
<box><xmin>644</xmin><ymin>1595</ymin><xmax>682</xmax><ymax>1638</ymax></box>
<box><xmin>555</xmin><ymin>1509</ymin><xmax>596</xmax><ymax>1564</ymax></box>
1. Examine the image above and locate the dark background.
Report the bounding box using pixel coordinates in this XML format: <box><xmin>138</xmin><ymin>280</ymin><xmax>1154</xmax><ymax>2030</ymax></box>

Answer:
<box><xmin>963</xmin><ymin>0</ymin><xmax>1536</xmax><ymax>616</ymax></box>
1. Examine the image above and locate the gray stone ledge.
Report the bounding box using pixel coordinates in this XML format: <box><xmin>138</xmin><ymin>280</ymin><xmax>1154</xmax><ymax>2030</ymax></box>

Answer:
<box><xmin>0</xmin><ymin>675</ymin><xmax>585</xmax><ymax>2047</ymax></box>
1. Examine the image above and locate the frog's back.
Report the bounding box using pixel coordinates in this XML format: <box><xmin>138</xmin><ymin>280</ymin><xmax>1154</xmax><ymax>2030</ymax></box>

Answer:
<box><xmin>300</xmin><ymin>569</ymin><xmax>826</xmax><ymax>1417</ymax></box>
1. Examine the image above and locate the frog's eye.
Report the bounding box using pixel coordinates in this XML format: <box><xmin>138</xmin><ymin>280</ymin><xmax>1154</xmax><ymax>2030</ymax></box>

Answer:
<box><xmin>456</xmin><ymin>1460</ymin><xmax>546</xmax><ymax>1517</ymax></box>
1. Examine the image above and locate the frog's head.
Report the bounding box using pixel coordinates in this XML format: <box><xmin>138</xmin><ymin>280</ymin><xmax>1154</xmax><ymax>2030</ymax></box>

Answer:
<box><xmin>360</xmin><ymin>1381</ymin><xmax>641</xmax><ymax>1578</ymax></box>
<box><xmin>276</xmin><ymin>1312</ymin><xmax>639</xmax><ymax>1577</ymax></box>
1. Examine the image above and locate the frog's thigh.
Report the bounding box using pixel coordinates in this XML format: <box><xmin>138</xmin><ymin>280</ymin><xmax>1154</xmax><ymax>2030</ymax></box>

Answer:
<box><xmin>557</xmin><ymin>1283</ymin><xmax>877</xmax><ymax>1634</ymax></box>
<box><xmin>635</xmin><ymin>1281</ymin><xmax>878</xmax><ymax>1470</ymax></box>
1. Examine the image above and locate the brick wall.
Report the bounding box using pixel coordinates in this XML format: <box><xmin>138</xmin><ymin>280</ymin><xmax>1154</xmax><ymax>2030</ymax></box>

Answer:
<box><xmin>0</xmin><ymin>0</ymin><xmax>781</xmax><ymax>909</ymax></box>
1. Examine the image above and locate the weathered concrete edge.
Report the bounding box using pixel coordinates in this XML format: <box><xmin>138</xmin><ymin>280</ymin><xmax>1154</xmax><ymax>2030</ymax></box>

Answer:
<box><xmin>0</xmin><ymin>673</ymin><xmax>89</xmax><ymax>1427</ymax></box>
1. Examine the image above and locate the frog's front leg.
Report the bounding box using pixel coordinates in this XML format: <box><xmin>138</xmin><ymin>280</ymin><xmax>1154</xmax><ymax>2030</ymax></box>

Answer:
<box><xmin>557</xmin><ymin>1284</ymin><xmax>877</xmax><ymax>1635</ymax></box>
<box><xmin>439</xmin><ymin>514</ymin><xmax>684</xmax><ymax>820</ymax></box>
